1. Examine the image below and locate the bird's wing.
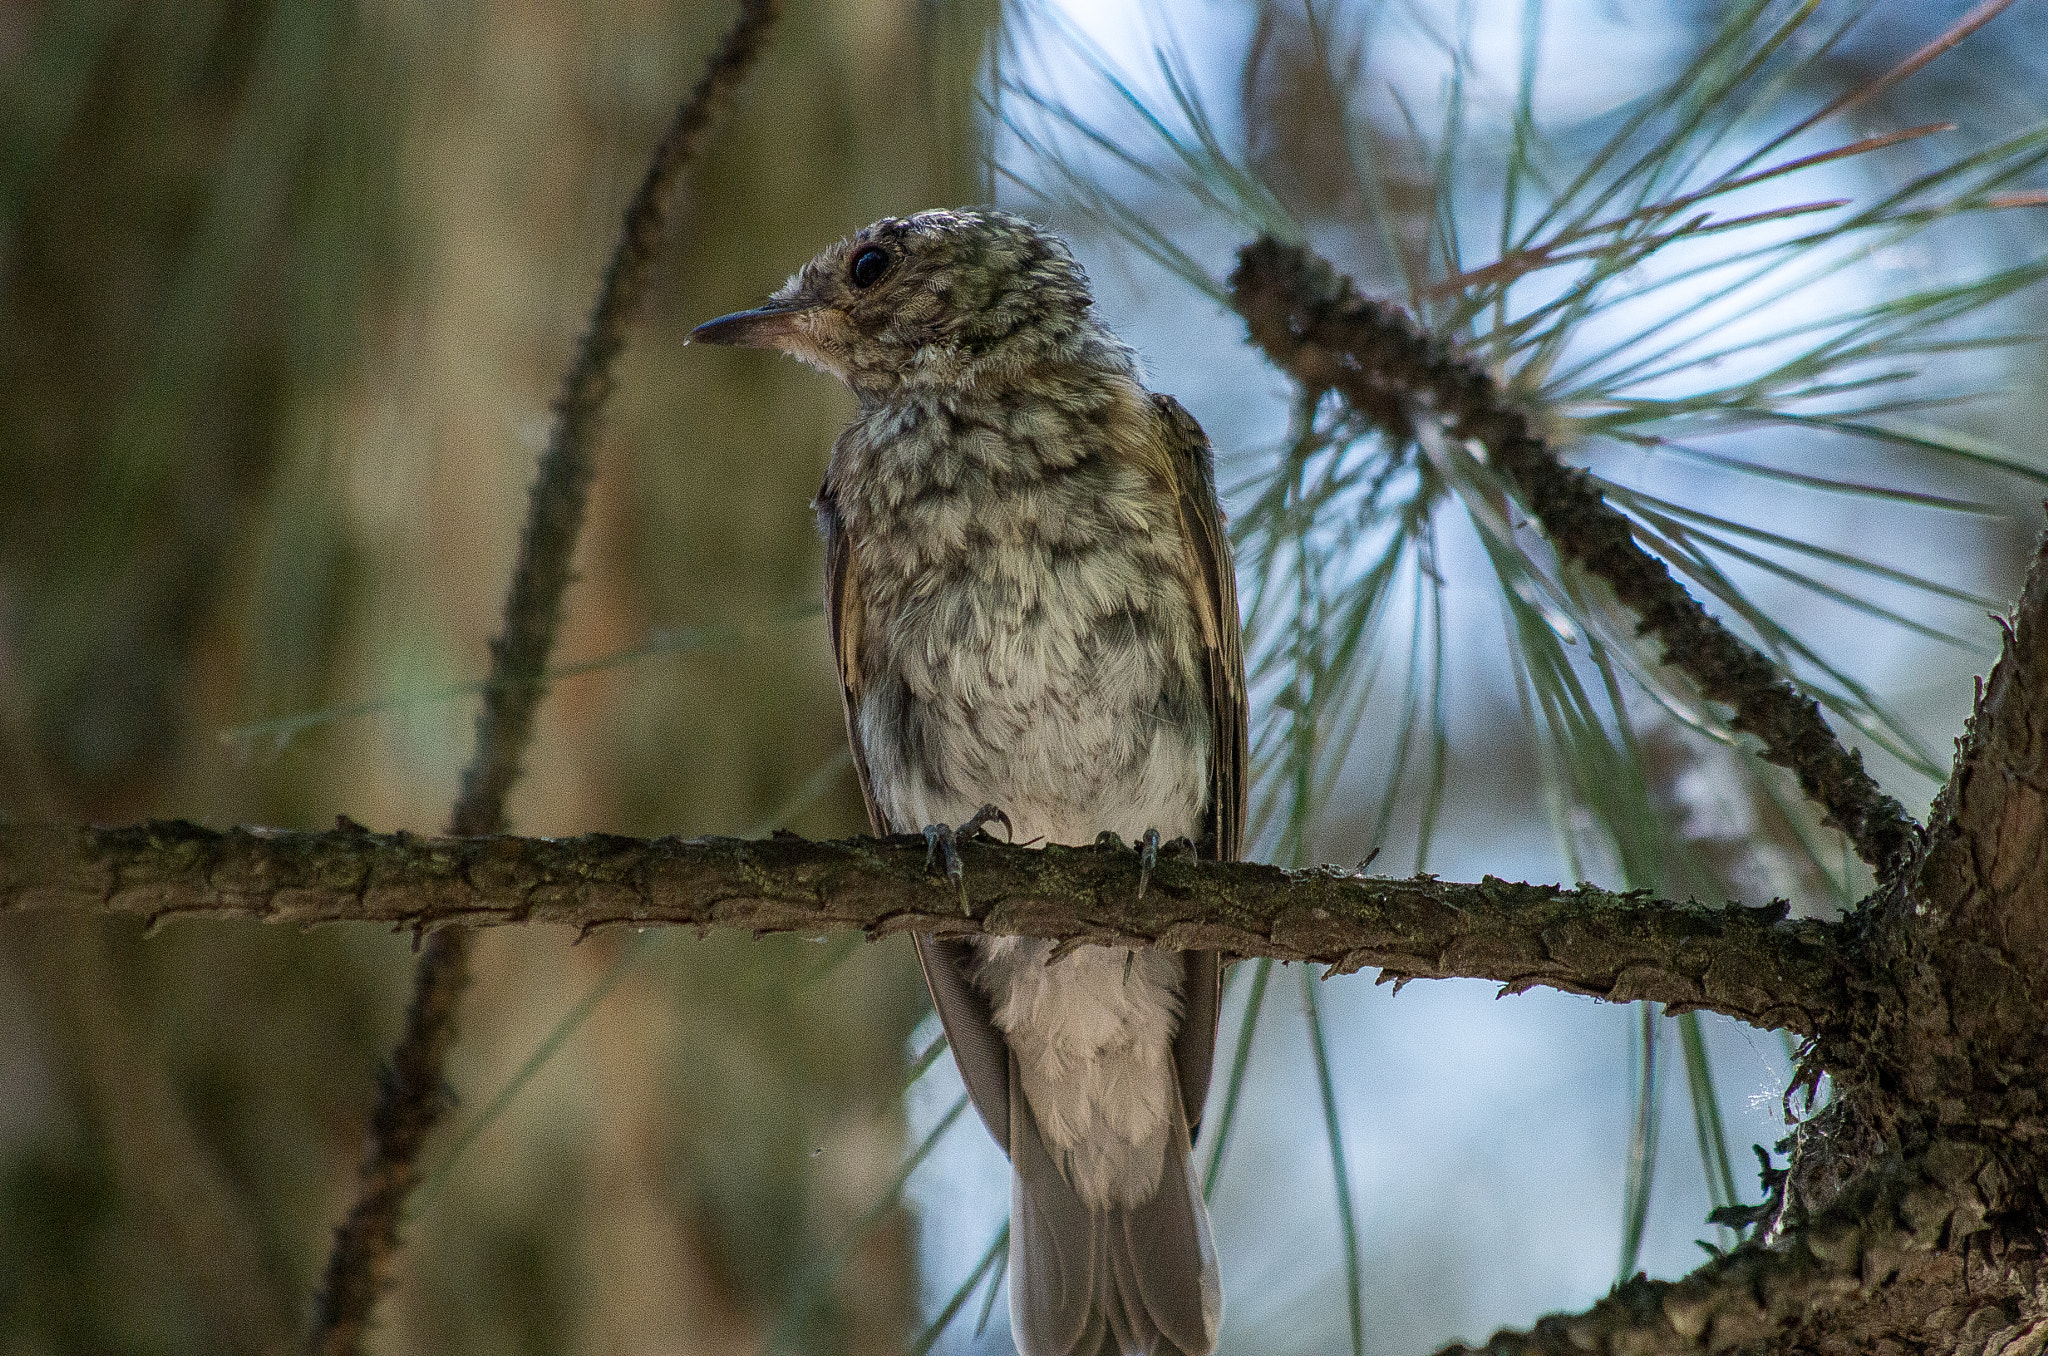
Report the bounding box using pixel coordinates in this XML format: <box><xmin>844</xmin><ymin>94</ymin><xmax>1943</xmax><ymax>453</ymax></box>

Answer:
<box><xmin>1153</xmin><ymin>393</ymin><xmax>1247</xmax><ymax>1141</ymax></box>
<box><xmin>818</xmin><ymin>483</ymin><xmax>881</xmax><ymax>836</ymax></box>
<box><xmin>1151</xmin><ymin>393</ymin><xmax>1248</xmax><ymax>864</ymax></box>
<box><xmin>819</xmin><ymin>477</ymin><xmax>1014</xmax><ymax>1152</ymax></box>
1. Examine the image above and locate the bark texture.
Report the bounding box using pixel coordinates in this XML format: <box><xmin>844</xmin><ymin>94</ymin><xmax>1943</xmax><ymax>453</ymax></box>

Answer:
<box><xmin>0</xmin><ymin>820</ymin><xmax>1844</xmax><ymax>1033</ymax></box>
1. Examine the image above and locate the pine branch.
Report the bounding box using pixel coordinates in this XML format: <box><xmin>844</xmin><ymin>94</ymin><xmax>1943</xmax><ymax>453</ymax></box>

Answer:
<box><xmin>0</xmin><ymin>820</ymin><xmax>1848</xmax><ymax>1036</ymax></box>
<box><xmin>1919</xmin><ymin>522</ymin><xmax>2048</xmax><ymax>964</ymax></box>
<box><xmin>1811</xmin><ymin>526</ymin><xmax>2048</xmax><ymax>1213</ymax></box>
<box><xmin>1228</xmin><ymin>237</ymin><xmax>1921</xmax><ymax>880</ymax></box>
<box><xmin>301</xmin><ymin>4</ymin><xmax>783</xmax><ymax>1352</ymax></box>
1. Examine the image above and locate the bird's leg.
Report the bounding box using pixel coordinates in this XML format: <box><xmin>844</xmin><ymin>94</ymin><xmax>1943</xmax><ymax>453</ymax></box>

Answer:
<box><xmin>922</xmin><ymin>804</ymin><xmax>1014</xmax><ymax>914</ymax></box>
<box><xmin>1136</xmin><ymin>827</ymin><xmax>1162</xmax><ymax>900</ymax></box>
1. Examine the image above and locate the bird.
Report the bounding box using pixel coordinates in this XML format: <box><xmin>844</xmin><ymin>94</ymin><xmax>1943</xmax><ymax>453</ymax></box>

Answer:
<box><xmin>691</xmin><ymin>208</ymin><xmax>1245</xmax><ymax>1356</ymax></box>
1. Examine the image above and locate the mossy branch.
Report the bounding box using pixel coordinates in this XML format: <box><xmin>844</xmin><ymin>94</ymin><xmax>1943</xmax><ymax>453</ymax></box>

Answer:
<box><xmin>0</xmin><ymin>820</ymin><xmax>1847</xmax><ymax>1036</ymax></box>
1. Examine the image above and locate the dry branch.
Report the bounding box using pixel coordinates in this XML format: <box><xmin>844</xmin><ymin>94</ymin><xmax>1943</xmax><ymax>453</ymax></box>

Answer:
<box><xmin>0</xmin><ymin>820</ymin><xmax>1848</xmax><ymax>1036</ymax></box>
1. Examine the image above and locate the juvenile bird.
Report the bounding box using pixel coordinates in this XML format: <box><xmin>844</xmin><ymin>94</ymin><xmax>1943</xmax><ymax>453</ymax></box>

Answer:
<box><xmin>692</xmin><ymin>209</ymin><xmax>1245</xmax><ymax>1356</ymax></box>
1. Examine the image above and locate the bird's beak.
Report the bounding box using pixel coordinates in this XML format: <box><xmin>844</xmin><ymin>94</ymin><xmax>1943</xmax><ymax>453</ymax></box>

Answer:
<box><xmin>688</xmin><ymin>302</ymin><xmax>807</xmax><ymax>349</ymax></box>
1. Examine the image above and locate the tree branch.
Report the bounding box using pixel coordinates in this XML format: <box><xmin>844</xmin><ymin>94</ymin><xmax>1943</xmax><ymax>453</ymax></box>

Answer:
<box><xmin>1919</xmin><ymin>523</ymin><xmax>2048</xmax><ymax>972</ymax></box>
<box><xmin>1228</xmin><ymin>238</ymin><xmax>1920</xmax><ymax>879</ymax></box>
<box><xmin>302</xmin><ymin>4</ymin><xmax>782</xmax><ymax>1352</ymax></box>
<box><xmin>1815</xmin><ymin>525</ymin><xmax>2048</xmax><ymax>1189</ymax></box>
<box><xmin>0</xmin><ymin>820</ymin><xmax>1849</xmax><ymax>1036</ymax></box>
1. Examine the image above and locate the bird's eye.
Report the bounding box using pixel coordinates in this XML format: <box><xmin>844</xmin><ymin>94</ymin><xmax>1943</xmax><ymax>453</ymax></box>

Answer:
<box><xmin>850</xmin><ymin>246</ymin><xmax>890</xmax><ymax>289</ymax></box>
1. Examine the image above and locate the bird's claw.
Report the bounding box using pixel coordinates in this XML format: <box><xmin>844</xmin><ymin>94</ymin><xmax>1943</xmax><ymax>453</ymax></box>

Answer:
<box><xmin>1136</xmin><ymin>828</ymin><xmax>1161</xmax><ymax>900</ymax></box>
<box><xmin>922</xmin><ymin>804</ymin><xmax>1012</xmax><ymax>914</ymax></box>
<box><xmin>921</xmin><ymin>823</ymin><xmax>961</xmax><ymax>893</ymax></box>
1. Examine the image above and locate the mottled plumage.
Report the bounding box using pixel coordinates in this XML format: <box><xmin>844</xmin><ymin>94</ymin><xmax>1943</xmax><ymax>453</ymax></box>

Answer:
<box><xmin>692</xmin><ymin>209</ymin><xmax>1246</xmax><ymax>1356</ymax></box>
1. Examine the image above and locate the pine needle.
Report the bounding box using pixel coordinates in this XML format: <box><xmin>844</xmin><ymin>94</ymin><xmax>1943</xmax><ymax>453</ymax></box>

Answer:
<box><xmin>1302</xmin><ymin>968</ymin><xmax>1365</xmax><ymax>1356</ymax></box>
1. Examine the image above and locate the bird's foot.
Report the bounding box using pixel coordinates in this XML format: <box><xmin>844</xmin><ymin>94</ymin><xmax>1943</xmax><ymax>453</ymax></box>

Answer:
<box><xmin>922</xmin><ymin>804</ymin><xmax>1013</xmax><ymax>914</ymax></box>
<box><xmin>1136</xmin><ymin>828</ymin><xmax>1161</xmax><ymax>899</ymax></box>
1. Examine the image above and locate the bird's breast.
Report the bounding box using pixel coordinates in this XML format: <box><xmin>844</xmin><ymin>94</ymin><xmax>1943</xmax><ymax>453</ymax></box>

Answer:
<box><xmin>838</xmin><ymin>400</ymin><xmax>1210</xmax><ymax>849</ymax></box>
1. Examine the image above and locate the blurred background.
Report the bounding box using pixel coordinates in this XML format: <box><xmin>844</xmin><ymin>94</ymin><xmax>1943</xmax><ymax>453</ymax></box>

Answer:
<box><xmin>0</xmin><ymin>1</ymin><xmax>2043</xmax><ymax>1354</ymax></box>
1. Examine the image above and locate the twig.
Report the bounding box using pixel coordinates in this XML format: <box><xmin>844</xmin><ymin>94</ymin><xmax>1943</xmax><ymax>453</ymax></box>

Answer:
<box><xmin>1229</xmin><ymin>238</ymin><xmax>1919</xmax><ymax>879</ymax></box>
<box><xmin>450</xmin><ymin>0</ymin><xmax>783</xmax><ymax>838</ymax></box>
<box><xmin>300</xmin><ymin>4</ymin><xmax>783</xmax><ymax>1352</ymax></box>
<box><xmin>0</xmin><ymin>820</ymin><xmax>1852</xmax><ymax>1038</ymax></box>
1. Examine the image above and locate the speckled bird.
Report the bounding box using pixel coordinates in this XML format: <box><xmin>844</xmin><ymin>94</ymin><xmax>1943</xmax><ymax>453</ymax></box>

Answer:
<box><xmin>691</xmin><ymin>209</ymin><xmax>1245</xmax><ymax>1356</ymax></box>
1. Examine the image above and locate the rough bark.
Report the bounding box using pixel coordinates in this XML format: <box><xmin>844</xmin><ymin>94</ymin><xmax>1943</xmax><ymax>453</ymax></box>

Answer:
<box><xmin>1436</xmin><ymin>1139</ymin><xmax>2015</xmax><ymax>1356</ymax></box>
<box><xmin>1411</xmin><ymin>502</ymin><xmax>2048</xmax><ymax>1353</ymax></box>
<box><xmin>0</xmin><ymin>820</ymin><xmax>1843</xmax><ymax>1035</ymax></box>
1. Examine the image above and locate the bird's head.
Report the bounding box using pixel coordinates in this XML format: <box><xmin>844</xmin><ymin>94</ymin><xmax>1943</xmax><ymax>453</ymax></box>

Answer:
<box><xmin>689</xmin><ymin>209</ymin><xmax>1124</xmax><ymax>399</ymax></box>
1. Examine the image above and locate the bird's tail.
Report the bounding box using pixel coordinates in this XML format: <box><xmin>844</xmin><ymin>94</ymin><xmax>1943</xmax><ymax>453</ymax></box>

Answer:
<box><xmin>1006</xmin><ymin>1060</ymin><xmax>1222</xmax><ymax>1356</ymax></box>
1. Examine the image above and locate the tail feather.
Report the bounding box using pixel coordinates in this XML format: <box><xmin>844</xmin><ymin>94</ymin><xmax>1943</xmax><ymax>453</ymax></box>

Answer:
<box><xmin>1009</xmin><ymin>1057</ymin><xmax>1100</xmax><ymax>1355</ymax></box>
<box><xmin>1112</xmin><ymin>1102</ymin><xmax>1220</xmax><ymax>1353</ymax></box>
<box><xmin>1009</xmin><ymin>1059</ymin><xmax>1223</xmax><ymax>1356</ymax></box>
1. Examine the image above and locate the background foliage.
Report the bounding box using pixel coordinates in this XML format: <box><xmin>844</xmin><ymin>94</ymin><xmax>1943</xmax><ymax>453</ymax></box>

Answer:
<box><xmin>0</xmin><ymin>2</ymin><xmax>2043</xmax><ymax>1354</ymax></box>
